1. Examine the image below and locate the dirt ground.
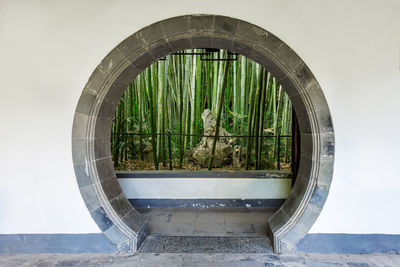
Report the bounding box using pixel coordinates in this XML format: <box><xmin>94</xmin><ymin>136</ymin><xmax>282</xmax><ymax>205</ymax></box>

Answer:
<box><xmin>115</xmin><ymin>159</ymin><xmax>291</xmax><ymax>171</ymax></box>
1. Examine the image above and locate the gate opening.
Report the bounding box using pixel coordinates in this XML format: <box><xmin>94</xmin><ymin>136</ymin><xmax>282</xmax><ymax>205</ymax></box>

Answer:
<box><xmin>111</xmin><ymin>49</ymin><xmax>299</xmax><ymax>174</ymax></box>
<box><xmin>72</xmin><ymin>15</ymin><xmax>334</xmax><ymax>253</ymax></box>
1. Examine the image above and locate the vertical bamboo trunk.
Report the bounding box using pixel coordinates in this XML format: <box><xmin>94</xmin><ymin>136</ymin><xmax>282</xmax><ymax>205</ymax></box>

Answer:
<box><xmin>194</xmin><ymin>51</ymin><xmax>202</xmax><ymax>145</ymax></box>
<box><xmin>212</xmin><ymin>51</ymin><xmax>219</xmax><ymax>113</ymax></box>
<box><xmin>138</xmin><ymin>76</ymin><xmax>144</xmax><ymax>161</ymax></box>
<box><xmin>258</xmin><ymin>72</ymin><xmax>270</xmax><ymax>167</ymax></box>
<box><xmin>208</xmin><ymin>60</ymin><xmax>231</xmax><ymax>170</ymax></box>
<box><xmin>245</xmin><ymin>63</ymin><xmax>257</xmax><ymax>170</ymax></box>
<box><xmin>190</xmin><ymin>50</ymin><xmax>196</xmax><ymax>146</ymax></box>
<box><xmin>240</xmin><ymin>56</ymin><xmax>246</xmax><ymax>142</ymax></box>
<box><xmin>274</xmin><ymin>84</ymin><xmax>283</xmax><ymax>167</ymax></box>
<box><xmin>253</xmin><ymin>67</ymin><xmax>264</xmax><ymax>170</ymax></box>
<box><xmin>183</xmin><ymin>52</ymin><xmax>191</xmax><ymax>149</ymax></box>
<box><xmin>147</xmin><ymin>67</ymin><xmax>158</xmax><ymax>169</ymax></box>
<box><xmin>232</xmin><ymin>59</ymin><xmax>238</xmax><ymax>133</ymax></box>
<box><xmin>177</xmin><ymin>54</ymin><xmax>184</xmax><ymax>168</ymax></box>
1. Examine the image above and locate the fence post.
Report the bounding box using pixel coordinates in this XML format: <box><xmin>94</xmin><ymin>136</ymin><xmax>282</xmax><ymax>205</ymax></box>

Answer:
<box><xmin>277</xmin><ymin>134</ymin><xmax>281</xmax><ymax>170</ymax></box>
<box><xmin>167</xmin><ymin>130</ymin><xmax>173</xmax><ymax>170</ymax></box>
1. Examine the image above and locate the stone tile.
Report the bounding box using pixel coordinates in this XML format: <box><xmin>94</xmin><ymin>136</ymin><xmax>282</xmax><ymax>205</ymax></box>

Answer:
<box><xmin>225</xmin><ymin>223</ymin><xmax>255</xmax><ymax>235</ymax></box>
<box><xmin>165</xmin><ymin>222</ymin><xmax>195</xmax><ymax>236</ymax></box>
<box><xmin>250</xmin><ymin>212</ymin><xmax>274</xmax><ymax>223</ymax></box>
<box><xmin>72</xmin><ymin>112</ymin><xmax>89</xmax><ymax>139</ymax></box>
<box><xmin>101</xmin><ymin>177</ymin><xmax>123</xmax><ymax>200</ymax></box>
<box><xmin>194</xmin><ymin>222</ymin><xmax>225</xmax><ymax>235</ymax></box>
<box><xmin>169</xmin><ymin>211</ymin><xmax>197</xmax><ymax>224</ymax></box>
<box><xmin>221</xmin><ymin>260</ymin><xmax>264</xmax><ymax>267</ymax></box>
<box><xmin>144</xmin><ymin>210</ymin><xmax>173</xmax><ymax>222</ymax></box>
<box><xmin>147</xmin><ymin>222</ymin><xmax>168</xmax><ymax>234</ymax></box>
<box><xmin>2</xmin><ymin>251</ymin><xmax>399</xmax><ymax>266</ymax></box>
<box><xmin>197</xmin><ymin>212</ymin><xmax>225</xmax><ymax>224</ymax></box>
<box><xmin>90</xmin><ymin>207</ymin><xmax>113</xmax><ymax>232</ymax></box>
<box><xmin>122</xmin><ymin>209</ymin><xmax>146</xmax><ymax>233</ymax></box>
<box><xmin>224</xmin><ymin>213</ymin><xmax>254</xmax><ymax>224</ymax></box>
<box><xmin>139</xmin><ymin>236</ymin><xmax>168</xmax><ymax>253</ymax></box>
<box><xmin>253</xmin><ymin>223</ymin><xmax>269</xmax><ymax>236</ymax></box>
<box><xmin>104</xmin><ymin>225</ymin><xmax>128</xmax><ymax>245</ymax></box>
<box><xmin>110</xmin><ymin>195</ymin><xmax>133</xmax><ymax>218</ymax></box>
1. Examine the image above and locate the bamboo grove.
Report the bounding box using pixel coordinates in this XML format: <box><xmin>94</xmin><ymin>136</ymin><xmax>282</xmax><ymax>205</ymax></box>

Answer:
<box><xmin>111</xmin><ymin>49</ymin><xmax>293</xmax><ymax>171</ymax></box>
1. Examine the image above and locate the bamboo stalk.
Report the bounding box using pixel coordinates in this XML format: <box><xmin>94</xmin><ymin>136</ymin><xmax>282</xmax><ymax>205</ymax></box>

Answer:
<box><xmin>208</xmin><ymin>60</ymin><xmax>231</xmax><ymax>170</ymax></box>
<box><xmin>245</xmin><ymin>63</ymin><xmax>257</xmax><ymax>170</ymax></box>
<box><xmin>147</xmin><ymin>67</ymin><xmax>158</xmax><ymax>169</ymax></box>
<box><xmin>258</xmin><ymin>72</ymin><xmax>270</xmax><ymax>167</ymax></box>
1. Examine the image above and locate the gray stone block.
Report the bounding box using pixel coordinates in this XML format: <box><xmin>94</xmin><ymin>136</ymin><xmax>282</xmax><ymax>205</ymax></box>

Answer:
<box><xmin>212</xmin><ymin>37</ymin><xmax>233</xmax><ymax>51</ymax></box>
<box><xmin>296</xmin><ymin>111</ymin><xmax>312</xmax><ymax>134</ymax></box>
<box><xmin>289</xmin><ymin>92</ymin><xmax>308</xmax><ymax>114</ymax></box>
<box><xmin>98</xmin><ymin>48</ymin><xmax>127</xmax><ymax>75</ymax></box>
<box><xmin>165</xmin><ymin>36</ymin><xmax>190</xmax><ymax>51</ymax></box>
<box><xmin>300</xmin><ymin>133</ymin><xmax>314</xmax><ymax>160</ymax></box>
<box><xmin>122</xmin><ymin>209</ymin><xmax>147</xmax><ymax>233</ymax></box>
<box><xmin>293</xmin><ymin>62</ymin><xmax>318</xmax><ymax>92</ymax></box>
<box><xmin>279</xmin><ymin>193</ymin><xmax>302</xmax><ymax>219</ymax></box>
<box><xmin>309</xmin><ymin>185</ymin><xmax>329</xmax><ymax>209</ymax></box>
<box><xmin>91</xmin><ymin>207</ymin><xmax>114</xmax><ymax>232</ymax></box>
<box><xmin>110</xmin><ymin>194</ymin><xmax>133</xmax><ymax>218</ymax></box>
<box><xmin>281</xmin><ymin>205</ymin><xmax>322</xmax><ymax>252</ymax></box>
<box><xmin>160</xmin><ymin>16</ymin><xmax>190</xmax><ymax>37</ymax></box>
<box><xmin>82</xmin><ymin>66</ymin><xmax>108</xmax><ymax>96</ymax></box>
<box><xmin>317</xmin><ymin>159</ymin><xmax>334</xmax><ymax>189</ymax></box>
<box><xmin>305</xmin><ymin>83</ymin><xmax>331</xmax><ymax>112</ymax></box>
<box><xmin>138</xmin><ymin>21</ymin><xmax>165</xmax><ymax>45</ymax></box>
<box><xmin>104</xmin><ymin>225</ymin><xmax>129</xmax><ymax>245</ymax></box>
<box><xmin>149</xmin><ymin>42</ymin><xmax>173</xmax><ymax>60</ymax></box>
<box><xmin>291</xmin><ymin>173</ymin><xmax>312</xmax><ymax>201</ymax></box>
<box><xmin>190</xmin><ymin>36</ymin><xmax>212</xmax><ymax>49</ymax></box>
<box><xmin>268</xmin><ymin>208</ymin><xmax>290</xmax><ymax>234</ymax></box>
<box><xmin>75</xmin><ymin>91</ymin><xmax>96</xmax><ymax>116</ymax></box>
<box><xmin>97</xmin><ymin>96</ymin><xmax>118</xmax><ymax>119</ymax></box>
<box><xmin>213</xmin><ymin>15</ymin><xmax>239</xmax><ymax>35</ymax></box>
<box><xmin>74</xmin><ymin>162</ymin><xmax>92</xmax><ymax>188</ymax></box>
<box><xmin>271</xmin><ymin>42</ymin><xmax>303</xmax><ymax>72</ymax></box>
<box><xmin>72</xmin><ymin>112</ymin><xmax>89</xmax><ymax>139</ymax></box>
<box><xmin>249</xmin><ymin>48</ymin><xmax>287</xmax><ymax>82</ymax></box>
<box><xmin>136</xmin><ymin>222</ymin><xmax>149</xmax><ymax>250</ymax></box>
<box><xmin>100</xmin><ymin>176</ymin><xmax>123</xmax><ymax>200</ymax></box>
<box><xmin>106</xmin><ymin>63</ymin><xmax>141</xmax><ymax>100</ymax></box>
<box><xmin>80</xmin><ymin>184</ymin><xmax>101</xmax><ymax>212</ymax></box>
<box><xmin>94</xmin><ymin>116</ymin><xmax>113</xmax><ymax>139</ymax></box>
<box><xmin>95</xmin><ymin>157</ymin><xmax>114</xmax><ymax>181</ymax></box>
<box><xmin>115</xmin><ymin>33</ymin><xmax>146</xmax><ymax>60</ymax></box>
<box><xmin>320</xmin><ymin>132</ymin><xmax>335</xmax><ymax>157</ymax></box>
<box><xmin>235</xmin><ymin>21</ymin><xmax>272</xmax><ymax>46</ymax></box>
<box><xmin>71</xmin><ymin>138</ymin><xmax>88</xmax><ymax>167</ymax></box>
<box><xmin>189</xmin><ymin>15</ymin><xmax>214</xmax><ymax>32</ymax></box>
<box><xmin>130</xmin><ymin>51</ymin><xmax>156</xmax><ymax>71</ymax></box>
<box><xmin>232</xmin><ymin>38</ymin><xmax>253</xmax><ymax>57</ymax></box>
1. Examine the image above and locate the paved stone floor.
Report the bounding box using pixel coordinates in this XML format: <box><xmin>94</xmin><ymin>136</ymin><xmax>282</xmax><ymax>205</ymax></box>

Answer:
<box><xmin>1</xmin><ymin>209</ymin><xmax>399</xmax><ymax>266</ymax></box>
<box><xmin>141</xmin><ymin>208</ymin><xmax>276</xmax><ymax>237</ymax></box>
<box><xmin>1</xmin><ymin>253</ymin><xmax>399</xmax><ymax>266</ymax></box>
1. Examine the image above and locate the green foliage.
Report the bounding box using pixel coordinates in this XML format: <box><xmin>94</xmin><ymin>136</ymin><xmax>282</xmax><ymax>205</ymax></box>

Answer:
<box><xmin>111</xmin><ymin>49</ymin><xmax>293</xmax><ymax>171</ymax></box>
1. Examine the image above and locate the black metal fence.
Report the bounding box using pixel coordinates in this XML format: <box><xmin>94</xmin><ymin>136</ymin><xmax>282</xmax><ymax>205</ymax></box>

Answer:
<box><xmin>111</xmin><ymin>132</ymin><xmax>292</xmax><ymax>171</ymax></box>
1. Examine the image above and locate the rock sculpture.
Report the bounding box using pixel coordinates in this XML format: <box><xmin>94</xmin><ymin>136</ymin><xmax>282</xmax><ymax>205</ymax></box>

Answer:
<box><xmin>190</xmin><ymin>109</ymin><xmax>235</xmax><ymax>167</ymax></box>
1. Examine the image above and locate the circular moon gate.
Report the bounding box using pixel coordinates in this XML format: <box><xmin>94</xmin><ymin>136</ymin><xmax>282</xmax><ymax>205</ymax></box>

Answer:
<box><xmin>72</xmin><ymin>15</ymin><xmax>334</xmax><ymax>253</ymax></box>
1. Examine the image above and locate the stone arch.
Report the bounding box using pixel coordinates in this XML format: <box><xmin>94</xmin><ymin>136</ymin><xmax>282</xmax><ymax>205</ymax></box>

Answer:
<box><xmin>72</xmin><ymin>14</ymin><xmax>334</xmax><ymax>253</ymax></box>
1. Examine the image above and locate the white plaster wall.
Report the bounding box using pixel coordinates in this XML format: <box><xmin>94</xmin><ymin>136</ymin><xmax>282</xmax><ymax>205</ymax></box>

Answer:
<box><xmin>119</xmin><ymin>179</ymin><xmax>291</xmax><ymax>199</ymax></box>
<box><xmin>0</xmin><ymin>0</ymin><xmax>399</xmax><ymax>234</ymax></box>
